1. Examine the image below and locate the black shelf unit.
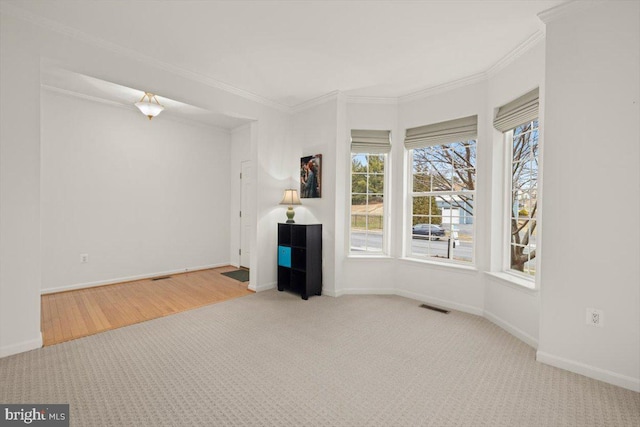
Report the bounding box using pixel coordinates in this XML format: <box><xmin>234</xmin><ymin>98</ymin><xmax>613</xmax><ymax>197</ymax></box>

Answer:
<box><xmin>277</xmin><ymin>223</ymin><xmax>322</xmax><ymax>300</ymax></box>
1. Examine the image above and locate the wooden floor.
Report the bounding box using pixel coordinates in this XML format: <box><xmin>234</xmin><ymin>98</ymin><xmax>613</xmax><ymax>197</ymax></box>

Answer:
<box><xmin>41</xmin><ymin>266</ymin><xmax>252</xmax><ymax>346</ymax></box>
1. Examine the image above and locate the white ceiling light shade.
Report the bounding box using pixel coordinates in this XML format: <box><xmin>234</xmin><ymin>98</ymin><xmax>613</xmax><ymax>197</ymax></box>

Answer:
<box><xmin>134</xmin><ymin>92</ymin><xmax>164</xmax><ymax>120</ymax></box>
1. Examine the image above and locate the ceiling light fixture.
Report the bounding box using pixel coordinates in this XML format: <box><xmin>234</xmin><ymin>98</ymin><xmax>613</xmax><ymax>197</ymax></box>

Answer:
<box><xmin>135</xmin><ymin>92</ymin><xmax>164</xmax><ymax>120</ymax></box>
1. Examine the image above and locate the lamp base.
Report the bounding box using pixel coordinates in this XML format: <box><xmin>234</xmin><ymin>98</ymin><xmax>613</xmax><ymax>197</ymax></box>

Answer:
<box><xmin>286</xmin><ymin>206</ymin><xmax>296</xmax><ymax>223</ymax></box>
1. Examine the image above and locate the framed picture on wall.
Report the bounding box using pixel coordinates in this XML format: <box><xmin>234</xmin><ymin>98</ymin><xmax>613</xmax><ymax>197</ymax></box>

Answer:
<box><xmin>300</xmin><ymin>154</ymin><xmax>321</xmax><ymax>198</ymax></box>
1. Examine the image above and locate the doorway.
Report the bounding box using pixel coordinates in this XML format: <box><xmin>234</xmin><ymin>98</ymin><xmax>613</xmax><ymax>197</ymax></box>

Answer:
<box><xmin>239</xmin><ymin>160</ymin><xmax>252</xmax><ymax>269</ymax></box>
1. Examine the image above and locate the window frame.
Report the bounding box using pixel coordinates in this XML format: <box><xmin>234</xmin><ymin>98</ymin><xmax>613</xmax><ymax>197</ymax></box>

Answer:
<box><xmin>348</xmin><ymin>151</ymin><xmax>390</xmax><ymax>256</ymax></box>
<box><xmin>405</xmin><ymin>140</ymin><xmax>477</xmax><ymax>266</ymax></box>
<box><xmin>502</xmin><ymin>120</ymin><xmax>540</xmax><ymax>282</ymax></box>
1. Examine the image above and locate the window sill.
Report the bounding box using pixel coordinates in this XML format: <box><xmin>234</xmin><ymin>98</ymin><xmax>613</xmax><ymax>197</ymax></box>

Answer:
<box><xmin>398</xmin><ymin>257</ymin><xmax>478</xmax><ymax>273</ymax></box>
<box><xmin>347</xmin><ymin>254</ymin><xmax>393</xmax><ymax>260</ymax></box>
<box><xmin>485</xmin><ymin>272</ymin><xmax>538</xmax><ymax>294</ymax></box>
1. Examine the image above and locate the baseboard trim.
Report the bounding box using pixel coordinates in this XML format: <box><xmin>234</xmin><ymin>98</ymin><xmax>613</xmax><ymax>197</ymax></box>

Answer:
<box><xmin>251</xmin><ymin>281</ymin><xmax>276</xmax><ymax>292</ymax></box>
<box><xmin>536</xmin><ymin>351</ymin><xmax>640</xmax><ymax>392</ymax></box>
<box><xmin>395</xmin><ymin>289</ymin><xmax>484</xmax><ymax>316</ymax></box>
<box><xmin>483</xmin><ymin>310</ymin><xmax>538</xmax><ymax>349</ymax></box>
<box><xmin>0</xmin><ymin>333</ymin><xmax>42</xmax><ymax>358</ymax></box>
<box><xmin>329</xmin><ymin>287</ymin><xmax>483</xmax><ymax>315</ymax></box>
<box><xmin>330</xmin><ymin>288</ymin><xmax>395</xmax><ymax>297</ymax></box>
<box><xmin>41</xmin><ymin>263</ymin><xmax>230</xmax><ymax>294</ymax></box>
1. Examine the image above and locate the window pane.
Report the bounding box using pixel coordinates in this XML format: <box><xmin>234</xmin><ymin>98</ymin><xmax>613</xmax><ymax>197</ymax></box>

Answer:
<box><xmin>350</xmin><ymin>151</ymin><xmax>385</xmax><ymax>254</ymax></box>
<box><xmin>413</xmin><ymin>173</ymin><xmax>431</xmax><ymax>192</ymax></box>
<box><xmin>453</xmin><ymin>168</ymin><xmax>475</xmax><ymax>192</ymax></box>
<box><xmin>451</xmin><ymin>141</ymin><xmax>476</xmax><ymax>170</ymax></box>
<box><xmin>412</xmin><ymin>147</ymin><xmax>429</xmax><ymax>173</ymax></box>
<box><xmin>510</xmin><ymin>220</ymin><xmax>528</xmax><ymax>246</ymax></box>
<box><xmin>429</xmin><ymin>238</ymin><xmax>449</xmax><ymax>260</ymax></box>
<box><xmin>413</xmin><ymin>196</ymin><xmax>437</xmax><ymax>217</ymax></box>
<box><xmin>524</xmin><ymin>257</ymin><xmax>536</xmax><ymax>276</ymax></box>
<box><xmin>368</xmin><ymin>175</ymin><xmax>384</xmax><ymax>194</ymax></box>
<box><xmin>352</xmin><ymin>194</ymin><xmax>366</xmax><ymax>207</ymax></box>
<box><xmin>368</xmin><ymin>155</ymin><xmax>385</xmax><ymax>173</ymax></box>
<box><xmin>365</xmin><ymin>227</ymin><xmax>383</xmax><ymax>252</ymax></box>
<box><xmin>529</xmin><ymin>220</ymin><xmax>538</xmax><ymax>247</ymax></box>
<box><xmin>452</xmin><ymin>234</ymin><xmax>473</xmax><ymax>263</ymax></box>
<box><xmin>352</xmin><ymin>154</ymin><xmax>367</xmax><ymax>172</ymax></box>
<box><xmin>510</xmin><ymin>244</ymin><xmax>529</xmax><ymax>274</ymax></box>
<box><xmin>409</xmin><ymin>139</ymin><xmax>475</xmax><ymax>264</ymax></box>
<box><xmin>366</xmin><ymin>195</ymin><xmax>384</xmax><ymax>230</ymax></box>
<box><xmin>431</xmin><ymin>167</ymin><xmax>452</xmax><ymax>191</ymax></box>
<box><xmin>513</xmin><ymin>134</ymin><xmax>531</xmax><ymax>162</ymax></box>
<box><xmin>508</xmin><ymin>119</ymin><xmax>540</xmax><ymax>278</ymax></box>
<box><xmin>352</xmin><ymin>173</ymin><xmax>366</xmax><ymax>195</ymax></box>
<box><xmin>430</xmin><ymin>216</ymin><xmax>443</xmax><ymax>227</ymax></box>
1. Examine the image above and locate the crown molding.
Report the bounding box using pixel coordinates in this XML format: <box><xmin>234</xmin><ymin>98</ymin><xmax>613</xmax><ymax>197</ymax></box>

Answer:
<box><xmin>291</xmin><ymin>90</ymin><xmax>341</xmax><ymax>114</ymax></box>
<box><xmin>398</xmin><ymin>72</ymin><xmax>487</xmax><ymax>104</ymax></box>
<box><xmin>538</xmin><ymin>0</ymin><xmax>601</xmax><ymax>24</ymax></box>
<box><xmin>3</xmin><ymin>1</ymin><xmax>548</xmax><ymax>114</ymax></box>
<box><xmin>42</xmin><ymin>84</ymin><xmax>137</xmax><ymax>111</ymax></box>
<box><xmin>41</xmin><ymin>84</ymin><xmax>232</xmax><ymax>133</ymax></box>
<box><xmin>353</xmin><ymin>29</ymin><xmax>544</xmax><ymax>106</ymax></box>
<box><xmin>345</xmin><ymin>96</ymin><xmax>398</xmax><ymax>105</ymax></box>
<box><xmin>486</xmin><ymin>30</ymin><xmax>545</xmax><ymax>78</ymax></box>
<box><xmin>230</xmin><ymin>122</ymin><xmax>253</xmax><ymax>135</ymax></box>
<box><xmin>1</xmin><ymin>2</ymin><xmax>290</xmax><ymax>114</ymax></box>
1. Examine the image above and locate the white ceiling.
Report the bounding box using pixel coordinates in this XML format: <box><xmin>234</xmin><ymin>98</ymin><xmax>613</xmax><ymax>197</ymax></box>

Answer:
<box><xmin>6</xmin><ymin>0</ymin><xmax>565</xmax><ymax>108</ymax></box>
<box><xmin>41</xmin><ymin>67</ymin><xmax>253</xmax><ymax>130</ymax></box>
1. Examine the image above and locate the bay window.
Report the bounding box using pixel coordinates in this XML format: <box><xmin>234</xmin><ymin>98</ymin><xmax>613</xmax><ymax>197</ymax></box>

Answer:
<box><xmin>405</xmin><ymin>116</ymin><xmax>477</xmax><ymax>264</ymax></box>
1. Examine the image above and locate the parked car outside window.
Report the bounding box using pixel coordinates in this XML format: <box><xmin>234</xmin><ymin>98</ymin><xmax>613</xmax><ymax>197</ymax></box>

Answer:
<box><xmin>412</xmin><ymin>224</ymin><xmax>445</xmax><ymax>240</ymax></box>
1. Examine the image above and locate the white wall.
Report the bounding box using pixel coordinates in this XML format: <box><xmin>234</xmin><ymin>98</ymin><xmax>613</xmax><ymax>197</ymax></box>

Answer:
<box><xmin>290</xmin><ymin>99</ymin><xmax>339</xmax><ymax>294</ymax></box>
<box><xmin>3</xmin><ymin>2</ymin><xmax>639</xmax><ymax>393</ymax></box>
<box><xmin>40</xmin><ymin>90</ymin><xmax>231</xmax><ymax>292</ymax></box>
<box><xmin>0</xmin><ymin>9</ymin><xmax>289</xmax><ymax>356</ymax></box>
<box><xmin>394</xmin><ymin>83</ymin><xmax>488</xmax><ymax>314</ymax></box>
<box><xmin>483</xmin><ymin>41</ymin><xmax>546</xmax><ymax>347</ymax></box>
<box><xmin>538</xmin><ymin>1</ymin><xmax>640</xmax><ymax>391</ymax></box>
<box><xmin>229</xmin><ymin>124</ymin><xmax>252</xmax><ymax>267</ymax></box>
<box><xmin>0</xmin><ymin>13</ymin><xmax>43</xmax><ymax>357</ymax></box>
<box><xmin>338</xmin><ymin>102</ymin><xmax>398</xmax><ymax>295</ymax></box>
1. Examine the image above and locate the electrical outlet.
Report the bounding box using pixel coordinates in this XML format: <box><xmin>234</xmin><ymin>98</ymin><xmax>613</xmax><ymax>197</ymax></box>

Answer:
<box><xmin>586</xmin><ymin>308</ymin><xmax>603</xmax><ymax>327</ymax></box>
<box><xmin>80</xmin><ymin>253</ymin><xmax>89</xmax><ymax>264</ymax></box>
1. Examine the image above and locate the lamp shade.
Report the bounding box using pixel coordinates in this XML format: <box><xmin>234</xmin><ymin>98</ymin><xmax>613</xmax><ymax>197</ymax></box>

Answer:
<box><xmin>135</xmin><ymin>92</ymin><xmax>164</xmax><ymax>120</ymax></box>
<box><xmin>280</xmin><ymin>189</ymin><xmax>301</xmax><ymax>206</ymax></box>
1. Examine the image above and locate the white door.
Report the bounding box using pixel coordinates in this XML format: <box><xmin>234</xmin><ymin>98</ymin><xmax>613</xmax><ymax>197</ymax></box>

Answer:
<box><xmin>240</xmin><ymin>161</ymin><xmax>252</xmax><ymax>268</ymax></box>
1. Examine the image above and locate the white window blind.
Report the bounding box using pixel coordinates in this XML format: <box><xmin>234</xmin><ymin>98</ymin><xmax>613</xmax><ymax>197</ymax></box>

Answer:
<box><xmin>404</xmin><ymin>115</ymin><xmax>478</xmax><ymax>150</ymax></box>
<box><xmin>493</xmin><ymin>88</ymin><xmax>539</xmax><ymax>132</ymax></box>
<box><xmin>351</xmin><ymin>129</ymin><xmax>391</xmax><ymax>154</ymax></box>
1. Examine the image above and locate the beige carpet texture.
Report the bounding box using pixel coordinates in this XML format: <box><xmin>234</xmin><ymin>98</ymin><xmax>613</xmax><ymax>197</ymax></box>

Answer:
<box><xmin>1</xmin><ymin>291</ymin><xmax>638</xmax><ymax>426</ymax></box>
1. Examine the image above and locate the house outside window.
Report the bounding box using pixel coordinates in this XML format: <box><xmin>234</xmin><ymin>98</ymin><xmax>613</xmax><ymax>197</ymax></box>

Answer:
<box><xmin>404</xmin><ymin>116</ymin><xmax>478</xmax><ymax>264</ymax></box>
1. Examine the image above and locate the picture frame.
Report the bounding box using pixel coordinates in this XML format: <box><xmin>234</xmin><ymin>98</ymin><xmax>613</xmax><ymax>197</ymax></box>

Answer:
<box><xmin>300</xmin><ymin>154</ymin><xmax>321</xmax><ymax>198</ymax></box>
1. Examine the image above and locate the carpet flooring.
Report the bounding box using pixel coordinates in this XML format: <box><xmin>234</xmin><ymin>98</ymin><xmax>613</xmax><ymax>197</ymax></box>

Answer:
<box><xmin>1</xmin><ymin>291</ymin><xmax>638</xmax><ymax>426</ymax></box>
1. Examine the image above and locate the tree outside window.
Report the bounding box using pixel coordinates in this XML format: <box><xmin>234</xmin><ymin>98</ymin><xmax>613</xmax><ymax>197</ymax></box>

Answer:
<box><xmin>351</xmin><ymin>153</ymin><xmax>385</xmax><ymax>253</ymax></box>
<box><xmin>508</xmin><ymin>120</ymin><xmax>539</xmax><ymax>276</ymax></box>
<box><xmin>410</xmin><ymin>140</ymin><xmax>476</xmax><ymax>263</ymax></box>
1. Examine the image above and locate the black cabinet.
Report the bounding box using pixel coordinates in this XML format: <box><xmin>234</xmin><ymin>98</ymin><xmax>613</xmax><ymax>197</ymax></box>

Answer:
<box><xmin>277</xmin><ymin>223</ymin><xmax>322</xmax><ymax>300</ymax></box>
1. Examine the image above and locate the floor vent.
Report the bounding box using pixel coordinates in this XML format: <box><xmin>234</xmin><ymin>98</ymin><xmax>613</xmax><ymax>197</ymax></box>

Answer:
<box><xmin>151</xmin><ymin>276</ymin><xmax>172</xmax><ymax>281</ymax></box>
<box><xmin>419</xmin><ymin>304</ymin><xmax>450</xmax><ymax>314</ymax></box>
